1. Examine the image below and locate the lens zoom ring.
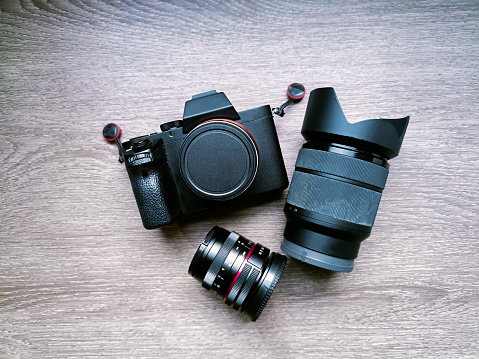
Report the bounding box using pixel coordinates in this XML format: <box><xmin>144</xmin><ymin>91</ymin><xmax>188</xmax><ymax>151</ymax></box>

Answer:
<box><xmin>287</xmin><ymin>171</ymin><xmax>382</xmax><ymax>227</ymax></box>
<box><xmin>203</xmin><ymin>234</ymin><xmax>237</xmax><ymax>288</ymax></box>
<box><xmin>296</xmin><ymin>148</ymin><xmax>388</xmax><ymax>189</ymax></box>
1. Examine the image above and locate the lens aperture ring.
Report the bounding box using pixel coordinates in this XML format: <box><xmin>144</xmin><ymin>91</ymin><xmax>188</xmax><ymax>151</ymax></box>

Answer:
<box><xmin>203</xmin><ymin>232</ymin><xmax>239</xmax><ymax>290</ymax></box>
<box><xmin>224</xmin><ymin>242</ymin><xmax>257</xmax><ymax>302</ymax></box>
<box><xmin>233</xmin><ymin>267</ymin><xmax>260</xmax><ymax>310</ymax></box>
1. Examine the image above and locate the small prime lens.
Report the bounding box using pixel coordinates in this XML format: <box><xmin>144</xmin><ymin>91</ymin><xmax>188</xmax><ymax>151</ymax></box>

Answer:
<box><xmin>188</xmin><ymin>226</ymin><xmax>287</xmax><ymax>321</ymax></box>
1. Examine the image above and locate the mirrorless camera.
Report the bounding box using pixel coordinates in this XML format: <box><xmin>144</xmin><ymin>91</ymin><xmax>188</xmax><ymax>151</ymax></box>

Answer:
<box><xmin>103</xmin><ymin>90</ymin><xmax>290</xmax><ymax>229</ymax></box>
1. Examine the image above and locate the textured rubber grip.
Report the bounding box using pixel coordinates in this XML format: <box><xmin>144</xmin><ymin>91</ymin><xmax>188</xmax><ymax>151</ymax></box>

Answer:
<box><xmin>226</xmin><ymin>264</ymin><xmax>252</xmax><ymax>303</ymax></box>
<box><xmin>127</xmin><ymin>160</ymin><xmax>178</xmax><ymax>229</ymax></box>
<box><xmin>236</xmin><ymin>268</ymin><xmax>260</xmax><ymax>308</ymax></box>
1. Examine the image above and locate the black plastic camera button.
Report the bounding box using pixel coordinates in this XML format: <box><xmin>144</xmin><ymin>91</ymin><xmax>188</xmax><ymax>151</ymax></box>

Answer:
<box><xmin>160</xmin><ymin>120</ymin><xmax>183</xmax><ymax>132</ymax></box>
<box><xmin>131</xmin><ymin>138</ymin><xmax>151</xmax><ymax>151</ymax></box>
<box><xmin>179</xmin><ymin>120</ymin><xmax>259</xmax><ymax>201</ymax></box>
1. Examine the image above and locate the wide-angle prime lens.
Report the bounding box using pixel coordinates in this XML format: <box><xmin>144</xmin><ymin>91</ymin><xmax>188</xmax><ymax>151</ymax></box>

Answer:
<box><xmin>282</xmin><ymin>87</ymin><xmax>409</xmax><ymax>272</ymax></box>
<box><xmin>188</xmin><ymin>226</ymin><xmax>287</xmax><ymax>321</ymax></box>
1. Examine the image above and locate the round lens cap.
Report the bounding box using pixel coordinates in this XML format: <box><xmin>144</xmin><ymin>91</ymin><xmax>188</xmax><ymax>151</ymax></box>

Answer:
<box><xmin>287</xmin><ymin>83</ymin><xmax>305</xmax><ymax>101</ymax></box>
<box><xmin>103</xmin><ymin>123</ymin><xmax>121</xmax><ymax>141</ymax></box>
<box><xmin>180</xmin><ymin>120</ymin><xmax>259</xmax><ymax>201</ymax></box>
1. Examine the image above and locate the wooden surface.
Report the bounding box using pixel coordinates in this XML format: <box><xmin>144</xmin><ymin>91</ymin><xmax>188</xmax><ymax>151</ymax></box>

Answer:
<box><xmin>1</xmin><ymin>0</ymin><xmax>478</xmax><ymax>358</ymax></box>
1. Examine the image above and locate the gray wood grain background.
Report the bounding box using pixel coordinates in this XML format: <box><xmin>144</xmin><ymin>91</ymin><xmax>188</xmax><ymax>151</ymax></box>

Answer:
<box><xmin>1</xmin><ymin>0</ymin><xmax>478</xmax><ymax>358</ymax></box>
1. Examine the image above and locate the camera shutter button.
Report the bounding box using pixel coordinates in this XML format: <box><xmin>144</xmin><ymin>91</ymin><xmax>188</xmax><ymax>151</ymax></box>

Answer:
<box><xmin>160</xmin><ymin>120</ymin><xmax>183</xmax><ymax>132</ymax></box>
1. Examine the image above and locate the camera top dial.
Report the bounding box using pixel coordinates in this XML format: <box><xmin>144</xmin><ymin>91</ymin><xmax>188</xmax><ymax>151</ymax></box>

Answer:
<box><xmin>179</xmin><ymin>119</ymin><xmax>259</xmax><ymax>201</ymax></box>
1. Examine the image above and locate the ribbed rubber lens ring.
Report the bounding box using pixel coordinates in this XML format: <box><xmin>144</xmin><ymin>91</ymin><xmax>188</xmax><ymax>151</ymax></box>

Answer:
<box><xmin>234</xmin><ymin>268</ymin><xmax>260</xmax><ymax>310</ymax></box>
<box><xmin>225</xmin><ymin>264</ymin><xmax>252</xmax><ymax>303</ymax></box>
<box><xmin>203</xmin><ymin>233</ymin><xmax>237</xmax><ymax>288</ymax></box>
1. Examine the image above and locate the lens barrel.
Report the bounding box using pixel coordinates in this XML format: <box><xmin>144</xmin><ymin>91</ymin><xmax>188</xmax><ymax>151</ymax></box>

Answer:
<box><xmin>282</xmin><ymin>87</ymin><xmax>409</xmax><ymax>272</ymax></box>
<box><xmin>189</xmin><ymin>226</ymin><xmax>287</xmax><ymax>321</ymax></box>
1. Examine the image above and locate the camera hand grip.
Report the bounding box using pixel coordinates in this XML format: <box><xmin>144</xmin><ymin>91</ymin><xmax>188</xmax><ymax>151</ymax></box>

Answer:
<box><xmin>127</xmin><ymin>160</ymin><xmax>178</xmax><ymax>229</ymax></box>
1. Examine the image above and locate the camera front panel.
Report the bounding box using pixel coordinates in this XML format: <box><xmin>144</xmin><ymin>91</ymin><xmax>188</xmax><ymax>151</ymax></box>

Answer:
<box><xmin>238</xmin><ymin>106</ymin><xmax>289</xmax><ymax>198</ymax></box>
<box><xmin>162</xmin><ymin>105</ymin><xmax>288</xmax><ymax>218</ymax></box>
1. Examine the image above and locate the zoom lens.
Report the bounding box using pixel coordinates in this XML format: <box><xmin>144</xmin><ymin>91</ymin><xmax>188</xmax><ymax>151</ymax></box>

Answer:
<box><xmin>282</xmin><ymin>87</ymin><xmax>409</xmax><ymax>272</ymax></box>
<box><xmin>189</xmin><ymin>226</ymin><xmax>287</xmax><ymax>321</ymax></box>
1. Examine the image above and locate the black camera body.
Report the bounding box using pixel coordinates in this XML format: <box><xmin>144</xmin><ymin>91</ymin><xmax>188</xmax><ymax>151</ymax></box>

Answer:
<box><xmin>119</xmin><ymin>91</ymin><xmax>288</xmax><ymax>229</ymax></box>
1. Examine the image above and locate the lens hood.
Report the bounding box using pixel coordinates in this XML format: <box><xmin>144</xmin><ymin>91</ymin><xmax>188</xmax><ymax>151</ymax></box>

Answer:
<box><xmin>301</xmin><ymin>87</ymin><xmax>409</xmax><ymax>159</ymax></box>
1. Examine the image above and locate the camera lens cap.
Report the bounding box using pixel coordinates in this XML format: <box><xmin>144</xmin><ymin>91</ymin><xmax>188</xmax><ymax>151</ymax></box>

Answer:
<box><xmin>179</xmin><ymin>120</ymin><xmax>259</xmax><ymax>201</ymax></box>
<box><xmin>103</xmin><ymin>123</ymin><xmax>121</xmax><ymax>141</ymax></box>
<box><xmin>287</xmin><ymin>83</ymin><xmax>305</xmax><ymax>101</ymax></box>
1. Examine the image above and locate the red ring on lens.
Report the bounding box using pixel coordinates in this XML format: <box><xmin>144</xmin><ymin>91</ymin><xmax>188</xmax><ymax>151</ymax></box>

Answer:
<box><xmin>224</xmin><ymin>243</ymin><xmax>256</xmax><ymax>301</ymax></box>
